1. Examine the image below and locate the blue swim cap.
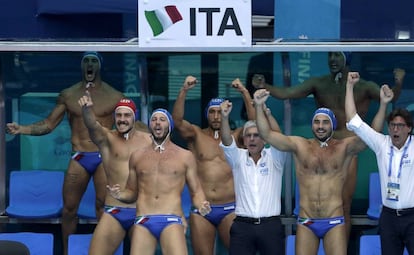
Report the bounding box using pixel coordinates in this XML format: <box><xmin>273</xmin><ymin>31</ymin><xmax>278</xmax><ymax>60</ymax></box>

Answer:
<box><xmin>205</xmin><ymin>98</ymin><xmax>225</xmax><ymax>119</ymax></box>
<box><xmin>81</xmin><ymin>51</ymin><xmax>103</xmax><ymax>68</ymax></box>
<box><xmin>312</xmin><ymin>108</ymin><xmax>337</xmax><ymax>130</ymax></box>
<box><xmin>150</xmin><ymin>108</ymin><xmax>174</xmax><ymax>133</ymax></box>
<box><xmin>341</xmin><ymin>52</ymin><xmax>352</xmax><ymax>66</ymax></box>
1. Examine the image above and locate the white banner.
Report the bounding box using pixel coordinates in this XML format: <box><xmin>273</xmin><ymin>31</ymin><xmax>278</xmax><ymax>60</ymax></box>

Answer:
<box><xmin>138</xmin><ymin>0</ymin><xmax>251</xmax><ymax>48</ymax></box>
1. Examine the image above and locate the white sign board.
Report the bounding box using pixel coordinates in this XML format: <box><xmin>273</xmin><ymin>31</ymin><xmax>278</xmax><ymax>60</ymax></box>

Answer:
<box><xmin>138</xmin><ymin>0</ymin><xmax>252</xmax><ymax>47</ymax></box>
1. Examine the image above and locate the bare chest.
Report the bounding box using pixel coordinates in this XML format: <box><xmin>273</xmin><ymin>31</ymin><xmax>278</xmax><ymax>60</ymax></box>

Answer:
<box><xmin>297</xmin><ymin>145</ymin><xmax>345</xmax><ymax>176</ymax></box>
<box><xmin>137</xmin><ymin>150</ymin><xmax>186</xmax><ymax>177</ymax></box>
<box><xmin>191</xmin><ymin>136</ymin><xmax>225</xmax><ymax>162</ymax></box>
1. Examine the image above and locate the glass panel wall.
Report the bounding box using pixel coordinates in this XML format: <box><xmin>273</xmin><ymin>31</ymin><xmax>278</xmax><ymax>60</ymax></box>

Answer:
<box><xmin>2</xmin><ymin>49</ymin><xmax>414</xmax><ymax>217</ymax></box>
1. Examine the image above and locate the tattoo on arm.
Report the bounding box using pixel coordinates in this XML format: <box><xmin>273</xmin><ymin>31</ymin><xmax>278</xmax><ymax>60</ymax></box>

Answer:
<box><xmin>30</xmin><ymin>120</ymin><xmax>51</xmax><ymax>135</ymax></box>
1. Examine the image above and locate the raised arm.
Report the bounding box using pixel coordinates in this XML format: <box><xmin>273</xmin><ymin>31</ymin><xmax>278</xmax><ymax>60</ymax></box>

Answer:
<box><xmin>371</xmin><ymin>84</ymin><xmax>394</xmax><ymax>131</ymax></box>
<box><xmin>254</xmin><ymin>89</ymin><xmax>296</xmax><ymax>151</ymax></box>
<box><xmin>252</xmin><ymin>73</ymin><xmax>314</xmax><ymax>100</ymax></box>
<box><xmin>172</xmin><ymin>76</ymin><xmax>198</xmax><ymax>139</ymax></box>
<box><xmin>220</xmin><ymin>100</ymin><xmax>234</xmax><ymax>146</ymax></box>
<box><xmin>345</xmin><ymin>72</ymin><xmax>360</xmax><ymax>121</ymax></box>
<box><xmin>6</xmin><ymin>93</ymin><xmax>66</xmax><ymax>135</ymax></box>
<box><xmin>231</xmin><ymin>78</ymin><xmax>255</xmax><ymax>120</ymax></box>
<box><xmin>391</xmin><ymin>68</ymin><xmax>405</xmax><ymax>102</ymax></box>
<box><xmin>345</xmin><ymin>72</ymin><xmax>389</xmax><ymax>154</ymax></box>
<box><xmin>78</xmin><ymin>90</ymin><xmax>107</xmax><ymax>145</ymax></box>
<box><xmin>264</xmin><ymin>104</ymin><xmax>281</xmax><ymax>132</ymax></box>
<box><xmin>364</xmin><ymin>68</ymin><xmax>405</xmax><ymax>105</ymax></box>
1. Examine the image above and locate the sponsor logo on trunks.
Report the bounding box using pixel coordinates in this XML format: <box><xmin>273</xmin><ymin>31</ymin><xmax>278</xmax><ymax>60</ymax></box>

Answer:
<box><xmin>135</xmin><ymin>216</ymin><xmax>149</xmax><ymax>224</ymax></box>
<box><xmin>329</xmin><ymin>219</ymin><xmax>341</xmax><ymax>225</ymax></box>
<box><xmin>224</xmin><ymin>205</ymin><xmax>235</xmax><ymax>210</ymax></box>
<box><xmin>72</xmin><ymin>153</ymin><xmax>84</xmax><ymax>161</ymax></box>
<box><xmin>108</xmin><ymin>207</ymin><xmax>121</xmax><ymax>215</ymax></box>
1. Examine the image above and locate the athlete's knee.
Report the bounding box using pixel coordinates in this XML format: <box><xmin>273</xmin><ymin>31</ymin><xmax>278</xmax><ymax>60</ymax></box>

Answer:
<box><xmin>63</xmin><ymin>199</ymin><xmax>80</xmax><ymax>214</ymax></box>
<box><xmin>61</xmin><ymin>207</ymin><xmax>77</xmax><ymax>220</ymax></box>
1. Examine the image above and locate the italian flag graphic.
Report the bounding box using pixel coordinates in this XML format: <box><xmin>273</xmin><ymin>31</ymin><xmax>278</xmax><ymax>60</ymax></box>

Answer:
<box><xmin>145</xmin><ymin>5</ymin><xmax>183</xmax><ymax>36</ymax></box>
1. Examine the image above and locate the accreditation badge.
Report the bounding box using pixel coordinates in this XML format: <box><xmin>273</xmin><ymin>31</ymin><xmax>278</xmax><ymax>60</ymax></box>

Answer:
<box><xmin>386</xmin><ymin>182</ymin><xmax>400</xmax><ymax>201</ymax></box>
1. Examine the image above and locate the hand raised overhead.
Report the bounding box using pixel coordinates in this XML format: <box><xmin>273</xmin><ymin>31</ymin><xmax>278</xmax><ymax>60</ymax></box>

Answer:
<box><xmin>78</xmin><ymin>90</ymin><xmax>93</xmax><ymax>108</ymax></box>
<box><xmin>253</xmin><ymin>89</ymin><xmax>270</xmax><ymax>105</ymax></box>
<box><xmin>182</xmin><ymin>76</ymin><xmax>198</xmax><ymax>91</ymax></box>
<box><xmin>220</xmin><ymin>100</ymin><xmax>233</xmax><ymax>118</ymax></box>
<box><xmin>380</xmin><ymin>84</ymin><xmax>394</xmax><ymax>104</ymax></box>
<box><xmin>347</xmin><ymin>72</ymin><xmax>360</xmax><ymax>87</ymax></box>
<box><xmin>231</xmin><ymin>78</ymin><xmax>247</xmax><ymax>93</ymax></box>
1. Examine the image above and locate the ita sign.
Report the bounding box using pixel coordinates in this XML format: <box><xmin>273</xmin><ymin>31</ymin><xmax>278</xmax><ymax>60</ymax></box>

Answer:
<box><xmin>138</xmin><ymin>0</ymin><xmax>252</xmax><ymax>48</ymax></box>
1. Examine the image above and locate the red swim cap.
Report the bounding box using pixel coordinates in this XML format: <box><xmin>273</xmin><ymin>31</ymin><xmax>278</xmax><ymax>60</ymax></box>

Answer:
<box><xmin>115</xmin><ymin>98</ymin><xmax>137</xmax><ymax>117</ymax></box>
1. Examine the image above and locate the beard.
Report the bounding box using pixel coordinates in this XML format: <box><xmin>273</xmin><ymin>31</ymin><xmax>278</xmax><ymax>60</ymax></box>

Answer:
<box><xmin>313</xmin><ymin>129</ymin><xmax>333</xmax><ymax>143</ymax></box>
<box><xmin>151</xmin><ymin>131</ymin><xmax>169</xmax><ymax>144</ymax></box>
<box><xmin>209</xmin><ymin>123</ymin><xmax>220</xmax><ymax>131</ymax></box>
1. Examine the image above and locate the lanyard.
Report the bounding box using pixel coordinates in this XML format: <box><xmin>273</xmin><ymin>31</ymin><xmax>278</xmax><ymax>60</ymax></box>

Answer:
<box><xmin>388</xmin><ymin>136</ymin><xmax>411</xmax><ymax>179</ymax></box>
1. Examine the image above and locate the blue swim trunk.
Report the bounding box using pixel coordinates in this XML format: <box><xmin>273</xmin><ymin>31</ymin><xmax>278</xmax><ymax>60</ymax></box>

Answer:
<box><xmin>134</xmin><ymin>214</ymin><xmax>183</xmax><ymax>240</ymax></box>
<box><xmin>71</xmin><ymin>151</ymin><xmax>102</xmax><ymax>175</ymax></box>
<box><xmin>297</xmin><ymin>216</ymin><xmax>345</xmax><ymax>238</ymax></box>
<box><xmin>104</xmin><ymin>205</ymin><xmax>136</xmax><ymax>231</ymax></box>
<box><xmin>191</xmin><ymin>202</ymin><xmax>235</xmax><ymax>226</ymax></box>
